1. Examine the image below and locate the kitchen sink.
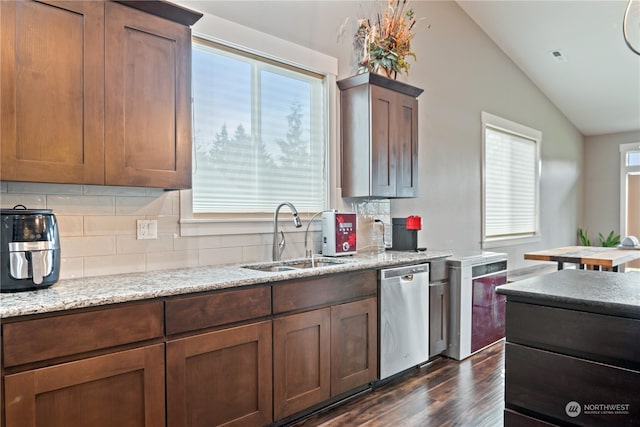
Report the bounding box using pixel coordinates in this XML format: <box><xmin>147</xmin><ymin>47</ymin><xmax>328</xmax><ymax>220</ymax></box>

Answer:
<box><xmin>251</xmin><ymin>265</ymin><xmax>299</xmax><ymax>272</ymax></box>
<box><xmin>242</xmin><ymin>257</ymin><xmax>349</xmax><ymax>272</ymax></box>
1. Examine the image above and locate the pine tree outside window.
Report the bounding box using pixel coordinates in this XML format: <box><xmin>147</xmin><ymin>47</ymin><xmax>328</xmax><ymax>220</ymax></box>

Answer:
<box><xmin>191</xmin><ymin>38</ymin><xmax>327</xmax><ymax>214</ymax></box>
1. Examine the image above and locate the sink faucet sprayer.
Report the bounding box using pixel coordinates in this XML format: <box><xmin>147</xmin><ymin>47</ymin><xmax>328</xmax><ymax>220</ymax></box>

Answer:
<box><xmin>304</xmin><ymin>210</ymin><xmax>333</xmax><ymax>257</ymax></box>
<box><xmin>273</xmin><ymin>202</ymin><xmax>302</xmax><ymax>261</ymax></box>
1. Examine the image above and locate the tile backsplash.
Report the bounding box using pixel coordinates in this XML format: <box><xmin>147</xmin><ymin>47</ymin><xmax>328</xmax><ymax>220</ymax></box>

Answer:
<box><xmin>348</xmin><ymin>199</ymin><xmax>392</xmax><ymax>253</ymax></box>
<box><xmin>1</xmin><ymin>182</ymin><xmax>391</xmax><ymax>279</ymax></box>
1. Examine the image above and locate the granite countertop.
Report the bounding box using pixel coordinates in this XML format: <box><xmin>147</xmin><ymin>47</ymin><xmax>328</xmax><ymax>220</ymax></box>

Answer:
<box><xmin>496</xmin><ymin>269</ymin><xmax>640</xmax><ymax>319</ymax></box>
<box><xmin>0</xmin><ymin>250</ymin><xmax>451</xmax><ymax>318</ymax></box>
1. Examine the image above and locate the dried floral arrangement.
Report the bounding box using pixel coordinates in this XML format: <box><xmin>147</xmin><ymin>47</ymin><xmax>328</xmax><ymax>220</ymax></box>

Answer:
<box><xmin>354</xmin><ymin>0</ymin><xmax>419</xmax><ymax>79</ymax></box>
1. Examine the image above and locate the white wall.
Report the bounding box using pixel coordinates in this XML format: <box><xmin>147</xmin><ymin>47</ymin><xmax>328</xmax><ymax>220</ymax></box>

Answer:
<box><xmin>188</xmin><ymin>0</ymin><xmax>585</xmax><ymax>269</ymax></box>
<box><xmin>1</xmin><ymin>0</ymin><xmax>587</xmax><ymax>278</ymax></box>
<box><xmin>583</xmin><ymin>130</ymin><xmax>640</xmax><ymax>243</ymax></box>
<box><xmin>387</xmin><ymin>1</ymin><xmax>584</xmax><ymax>269</ymax></box>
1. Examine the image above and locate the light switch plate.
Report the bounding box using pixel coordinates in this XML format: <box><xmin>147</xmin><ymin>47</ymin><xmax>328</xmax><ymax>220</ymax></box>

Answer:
<box><xmin>137</xmin><ymin>219</ymin><xmax>157</xmax><ymax>240</ymax></box>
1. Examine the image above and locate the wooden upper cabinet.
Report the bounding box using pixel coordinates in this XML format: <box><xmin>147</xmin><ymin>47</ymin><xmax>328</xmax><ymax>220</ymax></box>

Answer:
<box><xmin>338</xmin><ymin>73</ymin><xmax>422</xmax><ymax>198</ymax></box>
<box><xmin>394</xmin><ymin>91</ymin><xmax>420</xmax><ymax>198</ymax></box>
<box><xmin>104</xmin><ymin>2</ymin><xmax>192</xmax><ymax>188</ymax></box>
<box><xmin>0</xmin><ymin>0</ymin><xmax>105</xmax><ymax>184</ymax></box>
<box><xmin>0</xmin><ymin>0</ymin><xmax>200</xmax><ymax>189</ymax></box>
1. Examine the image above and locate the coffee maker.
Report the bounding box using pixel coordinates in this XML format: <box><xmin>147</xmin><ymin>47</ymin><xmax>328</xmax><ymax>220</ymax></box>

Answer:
<box><xmin>1</xmin><ymin>205</ymin><xmax>60</xmax><ymax>292</ymax></box>
<box><xmin>391</xmin><ymin>216</ymin><xmax>422</xmax><ymax>251</ymax></box>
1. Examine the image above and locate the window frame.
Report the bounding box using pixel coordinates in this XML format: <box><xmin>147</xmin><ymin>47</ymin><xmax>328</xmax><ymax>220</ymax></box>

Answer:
<box><xmin>619</xmin><ymin>142</ymin><xmax>640</xmax><ymax>239</ymax></box>
<box><xmin>179</xmin><ymin>13</ymin><xmax>338</xmax><ymax>237</ymax></box>
<box><xmin>481</xmin><ymin>112</ymin><xmax>542</xmax><ymax>248</ymax></box>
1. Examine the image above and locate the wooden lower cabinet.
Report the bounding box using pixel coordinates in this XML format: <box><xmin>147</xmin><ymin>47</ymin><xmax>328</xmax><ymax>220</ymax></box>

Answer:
<box><xmin>2</xmin><ymin>275</ymin><xmax>379</xmax><ymax>427</ymax></box>
<box><xmin>274</xmin><ymin>297</ymin><xmax>378</xmax><ymax>420</ymax></box>
<box><xmin>3</xmin><ymin>344</ymin><xmax>165</xmax><ymax>427</ymax></box>
<box><xmin>274</xmin><ymin>308</ymin><xmax>331</xmax><ymax>420</ymax></box>
<box><xmin>330</xmin><ymin>298</ymin><xmax>377</xmax><ymax>396</ymax></box>
<box><xmin>166</xmin><ymin>321</ymin><xmax>273</xmax><ymax>427</ymax></box>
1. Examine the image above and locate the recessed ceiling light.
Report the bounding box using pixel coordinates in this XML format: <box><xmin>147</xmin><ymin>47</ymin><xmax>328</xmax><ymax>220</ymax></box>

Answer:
<box><xmin>550</xmin><ymin>50</ymin><xmax>567</xmax><ymax>62</ymax></box>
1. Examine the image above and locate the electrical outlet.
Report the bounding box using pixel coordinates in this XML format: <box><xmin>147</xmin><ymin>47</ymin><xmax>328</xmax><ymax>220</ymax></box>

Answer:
<box><xmin>137</xmin><ymin>219</ymin><xmax>157</xmax><ymax>240</ymax></box>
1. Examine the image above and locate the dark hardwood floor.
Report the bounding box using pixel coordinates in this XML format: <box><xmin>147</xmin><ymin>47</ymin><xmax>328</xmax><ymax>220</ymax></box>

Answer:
<box><xmin>289</xmin><ymin>340</ymin><xmax>505</xmax><ymax>427</ymax></box>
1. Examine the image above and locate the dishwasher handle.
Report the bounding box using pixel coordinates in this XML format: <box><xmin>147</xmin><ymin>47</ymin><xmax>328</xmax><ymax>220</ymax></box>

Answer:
<box><xmin>380</xmin><ymin>263</ymin><xmax>430</xmax><ymax>280</ymax></box>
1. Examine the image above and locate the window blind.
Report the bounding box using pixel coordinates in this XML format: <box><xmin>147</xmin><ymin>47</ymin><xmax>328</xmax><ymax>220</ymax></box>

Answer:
<box><xmin>483</xmin><ymin>120</ymin><xmax>540</xmax><ymax>240</ymax></box>
<box><xmin>191</xmin><ymin>39</ymin><xmax>327</xmax><ymax>214</ymax></box>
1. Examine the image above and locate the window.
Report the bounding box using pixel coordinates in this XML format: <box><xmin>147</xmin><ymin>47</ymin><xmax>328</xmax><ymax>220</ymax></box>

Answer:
<box><xmin>626</xmin><ymin>149</ymin><xmax>640</xmax><ymax>167</ymax></box>
<box><xmin>481</xmin><ymin>112</ymin><xmax>541</xmax><ymax>247</ymax></box>
<box><xmin>192</xmin><ymin>39</ymin><xmax>326</xmax><ymax>214</ymax></box>
<box><xmin>619</xmin><ymin>142</ymin><xmax>640</xmax><ymax>243</ymax></box>
<box><xmin>179</xmin><ymin>13</ymin><xmax>338</xmax><ymax>237</ymax></box>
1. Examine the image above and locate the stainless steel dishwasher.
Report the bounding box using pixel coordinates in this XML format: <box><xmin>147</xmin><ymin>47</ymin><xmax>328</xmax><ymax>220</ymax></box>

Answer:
<box><xmin>379</xmin><ymin>263</ymin><xmax>430</xmax><ymax>380</ymax></box>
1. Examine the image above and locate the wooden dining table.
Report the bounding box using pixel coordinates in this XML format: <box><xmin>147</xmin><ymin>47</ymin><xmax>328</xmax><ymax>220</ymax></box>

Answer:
<box><xmin>524</xmin><ymin>245</ymin><xmax>640</xmax><ymax>272</ymax></box>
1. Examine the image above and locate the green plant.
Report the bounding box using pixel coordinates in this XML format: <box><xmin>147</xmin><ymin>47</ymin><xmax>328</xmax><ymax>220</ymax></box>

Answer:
<box><xmin>598</xmin><ymin>230</ymin><xmax>621</xmax><ymax>247</ymax></box>
<box><xmin>577</xmin><ymin>228</ymin><xmax>591</xmax><ymax>246</ymax></box>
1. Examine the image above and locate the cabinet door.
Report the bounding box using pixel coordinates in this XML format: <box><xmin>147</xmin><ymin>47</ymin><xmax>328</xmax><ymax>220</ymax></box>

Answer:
<box><xmin>429</xmin><ymin>282</ymin><xmax>449</xmax><ymax>357</ymax></box>
<box><xmin>273</xmin><ymin>308</ymin><xmax>331</xmax><ymax>420</ymax></box>
<box><xmin>4</xmin><ymin>344</ymin><xmax>165</xmax><ymax>427</ymax></box>
<box><xmin>369</xmin><ymin>85</ymin><xmax>419</xmax><ymax>198</ymax></box>
<box><xmin>105</xmin><ymin>2</ymin><xmax>192</xmax><ymax>188</ymax></box>
<box><xmin>330</xmin><ymin>297</ymin><xmax>378</xmax><ymax>396</ymax></box>
<box><xmin>166</xmin><ymin>321</ymin><xmax>273</xmax><ymax>427</ymax></box>
<box><xmin>394</xmin><ymin>93</ymin><xmax>419</xmax><ymax>198</ymax></box>
<box><xmin>370</xmin><ymin>85</ymin><xmax>397</xmax><ymax>198</ymax></box>
<box><xmin>0</xmin><ymin>0</ymin><xmax>104</xmax><ymax>184</ymax></box>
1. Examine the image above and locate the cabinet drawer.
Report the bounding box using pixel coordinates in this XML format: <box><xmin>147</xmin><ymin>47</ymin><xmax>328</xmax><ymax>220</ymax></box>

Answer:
<box><xmin>273</xmin><ymin>271</ymin><xmax>376</xmax><ymax>314</ymax></box>
<box><xmin>165</xmin><ymin>286</ymin><xmax>271</xmax><ymax>335</ymax></box>
<box><xmin>3</xmin><ymin>301</ymin><xmax>163</xmax><ymax>367</ymax></box>
<box><xmin>505</xmin><ymin>343</ymin><xmax>640</xmax><ymax>426</ymax></box>
<box><xmin>506</xmin><ymin>301</ymin><xmax>640</xmax><ymax>370</ymax></box>
<box><xmin>504</xmin><ymin>409</ymin><xmax>559</xmax><ymax>427</ymax></box>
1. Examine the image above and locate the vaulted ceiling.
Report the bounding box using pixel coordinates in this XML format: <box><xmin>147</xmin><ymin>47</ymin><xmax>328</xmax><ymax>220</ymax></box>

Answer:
<box><xmin>181</xmin><ymin>0</ymin><xmax>640</xmax><ymax>137</ymax></box>
<box><xmin>457</xmin><ymin>0</ymin><xmax>640</xmax><ymax>136</ymax></box>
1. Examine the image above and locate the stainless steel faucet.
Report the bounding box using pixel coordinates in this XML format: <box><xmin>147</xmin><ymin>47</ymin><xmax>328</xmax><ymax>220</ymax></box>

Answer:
<box><xmin>273</xmin><ymin>202</ymin><xmax>302</xmax><ymax>261</ymax></box>
<box><xmin>304</xmin><ymin>210</ymin><xmax>328</xmax><ymax>257</ymax></box>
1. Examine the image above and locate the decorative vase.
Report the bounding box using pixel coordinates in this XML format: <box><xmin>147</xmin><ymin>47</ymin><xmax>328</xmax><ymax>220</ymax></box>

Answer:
<box><xmin>375</xmin><ymin>66</ymin><xmax>394</xmax><ymax>79</ymax></box>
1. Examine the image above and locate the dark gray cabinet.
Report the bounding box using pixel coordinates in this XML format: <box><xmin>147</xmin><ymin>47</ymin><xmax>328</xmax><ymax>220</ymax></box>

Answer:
<box><xmin>338</xmin><ymin>73</ymin><xmax>423</xmax><ymax>198</ymax></box>
<box><xmin>429</xmin><ymin>258</ymin><xmax>449</xmax><ymax>357</ymax></box>
<box><xmin>503</xmin><ymin>301</ymin><xmax>640</xmax><ymax>426</ymax></box>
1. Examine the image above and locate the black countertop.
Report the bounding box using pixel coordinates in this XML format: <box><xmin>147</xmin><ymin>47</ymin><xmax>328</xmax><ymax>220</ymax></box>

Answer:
<box><xmin>496</xmin><ymin>269</ymin><xmax>640</xmax><ymax>319</ymax></box>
